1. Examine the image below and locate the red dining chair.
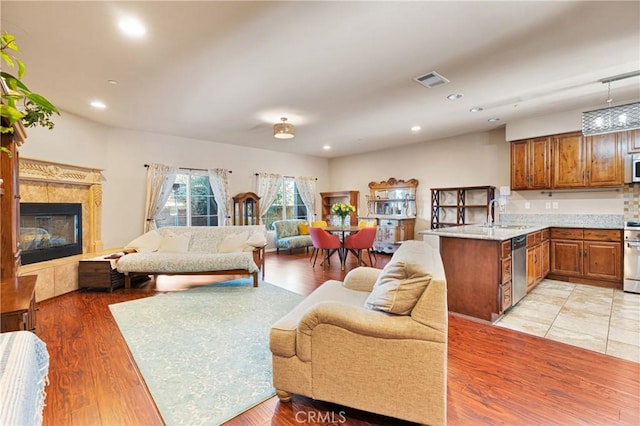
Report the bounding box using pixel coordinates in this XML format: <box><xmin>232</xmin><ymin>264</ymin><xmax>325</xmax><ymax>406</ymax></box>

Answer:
<box><xmin>309</xmin><ymin>227</ymin><xmax>342</xmax><ymax>269</ymax></box>
<box><xmin>343</xmin><ymin>227</ymin><xmax>377</xmax><ymax>267</ymax></box>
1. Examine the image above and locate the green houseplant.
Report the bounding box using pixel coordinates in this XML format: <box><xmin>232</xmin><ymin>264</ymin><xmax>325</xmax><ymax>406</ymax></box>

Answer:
<box><xmin>1</xmin><ymin>32</ymin><xmax>59</xmax><ymax>155</ymax></box>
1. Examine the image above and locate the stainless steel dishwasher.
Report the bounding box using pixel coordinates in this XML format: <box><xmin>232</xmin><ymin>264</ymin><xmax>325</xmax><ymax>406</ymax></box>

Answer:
<box><xmin>511</xmin><ymin>235</ymin><xmax>527</xmax><ymax>306</ymax></box>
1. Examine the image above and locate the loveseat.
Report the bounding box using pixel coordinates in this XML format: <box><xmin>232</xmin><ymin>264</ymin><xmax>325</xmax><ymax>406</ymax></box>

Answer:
<box><xmin>272</xmin><ymin>219</ymin><xmax>313</xmax><ymax>254</ymax></box>
<box><xmin>116</xmin><ymin>225</ymin><xmax>267</xmax><ymax>288</ymax></box>
<box><xmin>269</xmin><ymin>240</ymin><xmax>448</xmax><ymax>425</ymax></box>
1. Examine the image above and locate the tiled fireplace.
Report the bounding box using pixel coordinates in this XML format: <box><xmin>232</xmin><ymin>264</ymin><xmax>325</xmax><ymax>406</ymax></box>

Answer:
<box><xmin>18</xmin><ymin>157</ymin><xmax>104</xmax><ymax>300</ymax></box>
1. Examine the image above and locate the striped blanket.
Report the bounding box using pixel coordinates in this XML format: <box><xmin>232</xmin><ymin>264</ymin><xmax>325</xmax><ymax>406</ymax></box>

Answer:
<box><xmin>0</xmin><ymin>331</ymin><xmax>49</xmax><ymax>425</ymax></box>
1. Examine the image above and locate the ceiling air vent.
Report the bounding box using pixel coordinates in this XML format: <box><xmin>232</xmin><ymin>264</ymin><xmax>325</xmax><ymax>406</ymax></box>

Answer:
<box><xmin>414</xmin><ymin>71</ymin><xmax>450</xmax><ymax>88</ymax></box>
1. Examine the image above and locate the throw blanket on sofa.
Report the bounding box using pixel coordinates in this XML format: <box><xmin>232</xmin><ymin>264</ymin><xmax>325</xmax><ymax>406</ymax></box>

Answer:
<box><xmin>0</xmin><ymin>331</ymin><xmax>50</xmax><ymax>426</ymax></box>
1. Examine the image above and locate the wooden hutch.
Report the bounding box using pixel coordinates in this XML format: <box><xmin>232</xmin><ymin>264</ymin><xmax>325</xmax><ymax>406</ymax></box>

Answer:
<box><xmin>365</xmin><ymin>178</ymin><xmax>418</xmax><ymax>254</ymax></box>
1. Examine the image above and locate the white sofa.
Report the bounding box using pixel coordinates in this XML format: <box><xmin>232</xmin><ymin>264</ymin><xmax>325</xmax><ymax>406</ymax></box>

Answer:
<box><xmin>269</xmin><ymin>240</ymin><xmax>448</xmax><ymax>425</ymax></box>
<box><xmin>116</xmin><ymin>225</ymin><xmax>267</xmax><ymax>288</ymax></box>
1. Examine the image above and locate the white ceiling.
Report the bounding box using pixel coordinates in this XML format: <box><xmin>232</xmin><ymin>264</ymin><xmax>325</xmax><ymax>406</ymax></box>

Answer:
<box><xmin>2</xmin><ymin>1</ymin><xmax>639</xmax><ymax>158</ymax></box>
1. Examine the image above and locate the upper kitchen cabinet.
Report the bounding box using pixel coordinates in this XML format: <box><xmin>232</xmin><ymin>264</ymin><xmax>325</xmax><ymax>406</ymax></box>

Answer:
<box><xmin>621</xmin><ymin>129</ymin><xmax>640</xmax><ymax>153</ymax></box>
<box><xmin>553</xmin><ymin>131</ymin><xmax>623</xmax><ymax>188</ymax></box>
<box><xmin>511</xmin><ymin>130</ymin><xmax>624</xmax><ymax>190</ymax></box>
<box><xmin>586</xmin><ymin>132</ymin><xmax>624</xmax><ymax>187</ymax></box>
<box><xmin>552</xmin><ymin>132</ymin><xmax>586</xmax><ymax>188</ymax></box>
<box><xmin>510</xmin><ymin>137</ymin><xmax>551</xmax><ymax>190</ymax></box>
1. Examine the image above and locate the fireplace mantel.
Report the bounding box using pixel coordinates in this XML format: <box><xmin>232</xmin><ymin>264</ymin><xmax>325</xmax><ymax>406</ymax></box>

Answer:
<box><xmin>19</xmin><ymin>157</ymin><xmax>103</xmax><ymax>186</ymax></box>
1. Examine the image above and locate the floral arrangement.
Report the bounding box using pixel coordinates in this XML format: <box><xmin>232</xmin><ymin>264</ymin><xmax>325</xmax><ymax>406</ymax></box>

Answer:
<box><xmin>331</xmin><ymin>203</ymin><xmax>355</xmax><ymax>218</ymax></box>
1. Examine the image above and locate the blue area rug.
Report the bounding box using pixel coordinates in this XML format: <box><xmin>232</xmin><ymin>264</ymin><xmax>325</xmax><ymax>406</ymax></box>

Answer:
<box><xmin>109</xmin><ymin>279</ymin><xmax>303</xmax><ymax>425</ymax></box>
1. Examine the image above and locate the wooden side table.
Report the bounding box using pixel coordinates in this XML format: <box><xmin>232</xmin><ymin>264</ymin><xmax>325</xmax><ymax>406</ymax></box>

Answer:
<box><xmin>1</xmin><ymin>275</ymin><xmax>37</xmax><ymax>333</ymax></box>
<box><xmin>78</xmin><ymin>257</ymin><xmax>125</xmax><ymax>292</ymax></box>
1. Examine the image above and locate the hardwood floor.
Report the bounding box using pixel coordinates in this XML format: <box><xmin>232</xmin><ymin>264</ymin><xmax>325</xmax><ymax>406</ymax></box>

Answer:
<box><xmin>36</xmin><ymin>250</ymin><xmax>639</xmax><ymax>425</ymax></box>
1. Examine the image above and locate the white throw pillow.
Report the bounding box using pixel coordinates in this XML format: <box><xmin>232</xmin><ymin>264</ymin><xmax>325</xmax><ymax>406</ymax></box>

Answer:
<box><xmin>246</xmin><ymin>231</ymin><xmax>267</xmax><ymax>248</ymax></box>
<box><xmin>157</xmin><ymin>233</ymin><xmax>191</xmax><ymax>253</ymax></box>
<box><xmin>364</xmin><ymin>261</ymin><xmax>432</xmax><ymax>315</ymax></box>
<box><xmin>218</xmin><ymin>232</ymin><xmax>250</xmax><ymax>253</ymax></box>
<box><xmin>124</xmin><ymin>230</ymin><xmax>162</xmax><ymax>253</ymax></box>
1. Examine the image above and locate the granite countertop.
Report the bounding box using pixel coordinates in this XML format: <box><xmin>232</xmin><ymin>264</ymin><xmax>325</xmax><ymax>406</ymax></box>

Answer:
<box><xmin>419</xmin><ymin>225</ymin><xmax>545</xmax><ymax>241</ymax></box>
<box><xmin>419</xmin><ymin>217</ymin><xmax>623</xmax><ymax>241</ymax></box>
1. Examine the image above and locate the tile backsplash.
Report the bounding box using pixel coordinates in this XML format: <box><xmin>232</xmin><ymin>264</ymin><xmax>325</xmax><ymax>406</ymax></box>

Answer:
<box><xmin>624</xmin><ymin>183</ymin><xmax>640</xmax><ymax>220</ymax></box>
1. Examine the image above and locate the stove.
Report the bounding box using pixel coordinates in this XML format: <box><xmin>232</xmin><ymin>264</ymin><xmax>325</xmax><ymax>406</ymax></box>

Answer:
<box><xmin>623</xmin><ymin>220</ymin><xmax>640</xmax><ymax>294</ymax></box>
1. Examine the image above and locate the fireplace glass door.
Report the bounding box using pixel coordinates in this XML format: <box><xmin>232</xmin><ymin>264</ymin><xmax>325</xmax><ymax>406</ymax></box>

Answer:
<box><xmin>20</xmin><ymin>203</ymin><xmax>83</xmax><ymax>264</ymax></box>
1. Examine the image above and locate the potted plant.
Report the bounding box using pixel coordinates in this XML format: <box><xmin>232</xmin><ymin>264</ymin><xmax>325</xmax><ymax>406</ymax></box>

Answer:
<box><xmin>1</xmin><ymin>32</ymin><xmax>59</xmax><ymax>156</ymax></box>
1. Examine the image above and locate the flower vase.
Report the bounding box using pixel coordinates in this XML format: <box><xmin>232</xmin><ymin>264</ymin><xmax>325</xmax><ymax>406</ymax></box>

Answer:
<box><xmin>340</xmin><ymin>216</ymin><xmax>347</xmax><ymax>228</ymax></box>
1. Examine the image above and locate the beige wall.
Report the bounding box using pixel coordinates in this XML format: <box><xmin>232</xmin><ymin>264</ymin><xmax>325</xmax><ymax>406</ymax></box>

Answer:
<box><xmin>328</xmin><ymin>128</ymin><xmax>511</xmax><ymax>233</ymax></box>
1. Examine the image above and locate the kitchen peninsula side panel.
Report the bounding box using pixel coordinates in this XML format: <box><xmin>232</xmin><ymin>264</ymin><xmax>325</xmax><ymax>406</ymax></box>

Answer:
<box><xmin>440</xmin><ymin>237</ymin><xmax>501</xmax><ymax>322</ymax></box>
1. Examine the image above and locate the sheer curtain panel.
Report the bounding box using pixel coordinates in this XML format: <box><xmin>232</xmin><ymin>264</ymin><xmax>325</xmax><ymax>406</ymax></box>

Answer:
<box><xmin>295</xmin><ymin>176</ymin><xmax>317</xmax><ymax>221</ymax></box>
<box><xmin>144</xmin><ymin>163</ymin><xmax>178</xmax><ymax>232</ymax></box>
<box><xmin>208</xmin><ymin>168</ymin><xmax>232</xmax><ymax>226</ymax></box>
<box><xmin>256</xmin><ymin>173</ymin><xmax>283</xmax><ymax>218</ymax></box>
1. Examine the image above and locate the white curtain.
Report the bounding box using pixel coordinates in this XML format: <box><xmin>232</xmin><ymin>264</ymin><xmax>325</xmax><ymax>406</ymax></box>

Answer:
<box><xmin>256</xmin><ymin>173</ymin><xmax>283</xmax><ymax>219</ymax></box>
<box><xmin>143</xmin><ymin>163</ymin><xmax>178</xmax><ymax>232</ymax></box>
<box><xmin>207</xmin><ymin>168</ymin><xmax>232</xmax><ymax>226</ymax></box>
<box><xmin>295</xmin><ymin>176</ymin><xmax>317</xmax><ymax>221</ymax></box>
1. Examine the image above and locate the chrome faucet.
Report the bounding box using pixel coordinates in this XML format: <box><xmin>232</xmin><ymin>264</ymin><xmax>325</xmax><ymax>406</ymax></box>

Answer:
<box><xmin>487</xmin><ymin>198</ymin><xmax>499</xmax><ymax>227</ymax></box>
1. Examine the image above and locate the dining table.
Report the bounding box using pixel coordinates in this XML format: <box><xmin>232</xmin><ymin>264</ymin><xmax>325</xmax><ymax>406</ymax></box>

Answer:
<box><xmin>324</xmin><ymin>225</ymin><xmax>361</xmax><ymax>270</ymax></box>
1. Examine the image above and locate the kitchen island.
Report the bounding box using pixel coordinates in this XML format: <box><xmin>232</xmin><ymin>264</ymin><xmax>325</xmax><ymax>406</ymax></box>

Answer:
<box><xmin>421</xmin><ymin>221</ymin><xmax>623</xmax><ymax>323</ymax></box>
<box><xmin>423</xmin><ymin>224</ymin><xmax>543</xmax><ymax>322</ymax></box>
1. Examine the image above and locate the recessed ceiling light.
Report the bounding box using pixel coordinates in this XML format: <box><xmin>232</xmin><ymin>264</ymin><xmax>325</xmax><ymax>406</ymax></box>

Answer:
<box><xmin>107</xmin><ymin>79</ymin><xmax>119</xmax><ymax>85</ymax></box>
<box><xmin>323</xmin><ymin>145</ymin><xmax>331</xmax><ymax>151</ymax></box>
<box><xmin>470</xmin><ymin>107</ymin><xmax>484</xmax><ymax>113</ymax></box>
<box><xmin>118</xmin><ymin>17</ymin><xmax>146</xmax><ymax>38</ymax></box>
<box><xmin>447</xmin><ymin>93</ymin><xmax>463</xmax><ymax>100</ymax></box>
<box><xmin>411</xmin><ymin>126</ymin><xmax>421</xmax><ymax>132</ymax></box>
<box><xmin>90</xmin><ymin>100</ymin><xmax>107</xmax><ymax>109</ymax></box>
<box><xmin>488</xmin><ymin>117</ymin><xmax>500</xmax><ymax>122</ymax></box>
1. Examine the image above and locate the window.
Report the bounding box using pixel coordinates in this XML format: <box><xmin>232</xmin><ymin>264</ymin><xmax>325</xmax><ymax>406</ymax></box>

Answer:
<box><xmin>156</xmin><ymin>171</ymin><xmax>218</xmax><ymax>227</ymax></box>
<box><xmin>262</xmin><ymin>178</ymin><xmax>307</xmax><ymax>229</ymax></box>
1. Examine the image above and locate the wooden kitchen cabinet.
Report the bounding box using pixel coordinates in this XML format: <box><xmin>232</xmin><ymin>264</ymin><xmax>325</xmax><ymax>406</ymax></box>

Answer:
<box><xmin>586</xmin><ymin>133</ymin><xmax>624</xmax><ymax>186</ymax></box>
<box><xmin>510</xmin><ymin>137</ymin><xmax>551</xmax><ymax>190</ymax></box>
<box><xmin>526</xmin><ymin>230</ymin><xmax>547</xmax><ymax>292</ymax></box>
<box><xmin>549</xmin><ymin>228</ymin><xmax>622</xmax><ymax>288</ymax></box>
<box><xmin>552</xmin><ymin>132</ymin><xmax>623</xmax><ymax>188</ymax></box>
<box><xmin>511</xmin><ymin>130</ymin><xmax>625</xmax><ymax>190</ymax></box>
<box><xmin>552</xmin><ymin>133</ymin><xmax>585</xmax><ymax>188</ymax></box>
<box><xmin>622</xmin><ymin>129</ymin><xmax>640</xmax><ymax>153</ymax></box>
<box><xmin>541</xmin><ymin>238</ymin><xmax>550</xmax><ymax>277</ymax></box>
<box><xmin>500</xmin><ymin>240</ymin><xmax>512</xmax><ymax>314</ymax></box>
<box><xmin>550</xmin><ymin>238</ymin><xmax>583</xmax><ymax>277</ymax></box>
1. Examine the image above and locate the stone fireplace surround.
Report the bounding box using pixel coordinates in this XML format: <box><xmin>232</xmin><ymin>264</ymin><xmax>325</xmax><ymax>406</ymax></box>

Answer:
<box><xmin>19</xmin><ymin>157</ymin><xmax>105</xmax><ymax>301</ymax></box>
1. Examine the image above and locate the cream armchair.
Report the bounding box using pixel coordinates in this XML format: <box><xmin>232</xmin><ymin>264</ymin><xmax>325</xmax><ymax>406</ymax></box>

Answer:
<box><xmin>269</xmin><ymin>241</ymin><xmax>448</xmax><ymax>426</ymax></box>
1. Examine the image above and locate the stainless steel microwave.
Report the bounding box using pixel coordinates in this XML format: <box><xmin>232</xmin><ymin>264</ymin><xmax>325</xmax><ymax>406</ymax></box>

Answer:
<box><xmin>625</xmin><ymin>153</ymin><xmax>640</xmax><ymax>183</ymax></box>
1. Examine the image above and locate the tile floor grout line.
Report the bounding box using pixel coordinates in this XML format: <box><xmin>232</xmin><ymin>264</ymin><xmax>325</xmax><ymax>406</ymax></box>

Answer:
<box><xmin>604</xmin><ymin>288</ymin><xmax>615</xmax><ymax>356</ymax></box>
<box><xmin>542</xmin><ymin>281</ymin><xmax>574</xmax><ymax>339</ymax></box>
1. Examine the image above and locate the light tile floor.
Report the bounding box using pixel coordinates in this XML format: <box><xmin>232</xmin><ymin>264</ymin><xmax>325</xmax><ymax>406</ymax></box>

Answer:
<box><xmin>495</xmin><ymin>279</ymin><xmax>640</xmax><ymax>363</ymax></box>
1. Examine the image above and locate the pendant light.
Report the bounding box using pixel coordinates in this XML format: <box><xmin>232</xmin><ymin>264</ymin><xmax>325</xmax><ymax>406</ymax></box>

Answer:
<box><xmin>273</xmin><ymin>117</ymin><xmax>295</xmax><ymax>139</ymax></box>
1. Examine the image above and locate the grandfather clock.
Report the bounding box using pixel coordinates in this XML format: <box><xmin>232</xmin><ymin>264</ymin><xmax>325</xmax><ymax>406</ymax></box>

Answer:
<box><xmin>233</xmin><ymin>192</ymin><xmax>260</xmax><ymax>226</ymax></box>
